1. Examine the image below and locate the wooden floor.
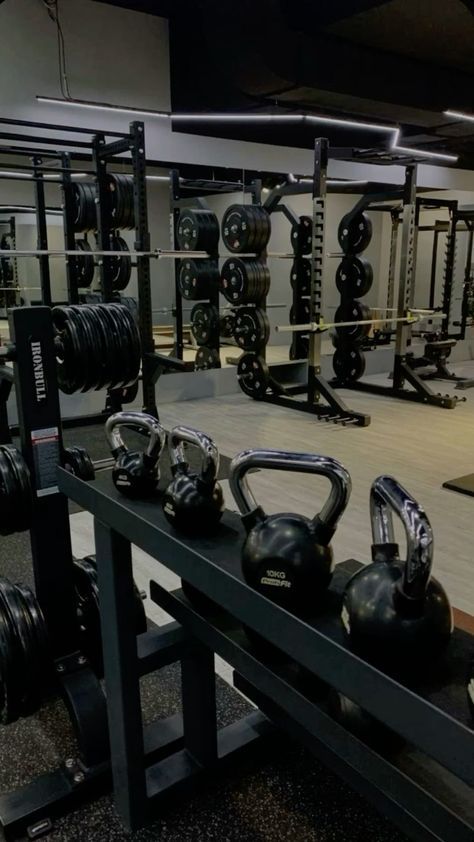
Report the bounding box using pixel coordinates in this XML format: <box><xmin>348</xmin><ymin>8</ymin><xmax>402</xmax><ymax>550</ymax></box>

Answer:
<box><xmin>156</xmin><ymin>367</ymin><xmax>474</xmax><ymax>616</ymax></box>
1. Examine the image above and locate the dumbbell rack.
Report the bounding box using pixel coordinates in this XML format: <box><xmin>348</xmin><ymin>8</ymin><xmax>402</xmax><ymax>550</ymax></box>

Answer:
<box><xmin>331</xmin><ymin>168</ymin><xmax>462</xmax><ymax>409</ymax></box>
<box><xmin>57</xmin><ymin>467</ymin><xmax>474</xmax><ymax>842</ymax></box>
<box><xmin>250</xmin><ymin>139</ymin><xmax>370</xmax><ymax>426</ymax></box>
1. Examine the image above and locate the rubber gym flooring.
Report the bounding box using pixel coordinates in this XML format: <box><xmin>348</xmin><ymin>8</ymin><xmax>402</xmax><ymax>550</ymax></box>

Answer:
<box><xmin>0</xmin><ymin>423</ymin><xmax>409</xmax><ymax>841</ymax></box>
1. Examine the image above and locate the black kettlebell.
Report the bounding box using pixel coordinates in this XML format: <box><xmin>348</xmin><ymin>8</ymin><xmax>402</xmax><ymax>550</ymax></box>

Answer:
<box><xmin>229</xmin><ymin>449</ymin><xmax>352</xmax><ymax>615</ymax></box>
<box><xmin>105</xmin><ymin>411</ymin><xmax>166</xmax><ymax>499</ymax></box>
<box><xmin>162</xmin><ymin>425</ymin><xmax>224</xmax><ymax>535</ymax></box>
<box><xmin>341</xmin><ymin>475</ymin><xmax>453</xmax><ymax>672</ymax></box>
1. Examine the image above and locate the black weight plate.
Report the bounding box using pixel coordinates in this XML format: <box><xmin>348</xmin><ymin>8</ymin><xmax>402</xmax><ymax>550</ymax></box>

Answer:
<box><xmin>106</xmin><ymin>303</ymin><xmax>139</xmax><ymax>388</ymax></box>
<box><xmin>290</xmin><ymin>259</ymin><xmax>311</xmax><ymax>296</ymax></box>
<box><xmin>334</xmin><ymin>301</ymin><xmax>372</xmax><ymax>341</ymax></box>
<box><xmin>0</xmin><ymin>580</ymin><xmax>23</xmax><ymax>723</ymax></box>
<box><xmin>338</xmin><ymin>212</ymin><xmax>372</xmax><ymax>254</ymax></box>
<box><xmin>177</xmin><ymin>209</ymin><xmax>218</xmax><ymax>252</ymax></box>
<box><xmin>336</xmin><ymin>256</ymin><xmax>373</xmax><ymax>298</ymax></box>
<box><xmin>81</xmin><ymin>304</ymin><xmax>113</xmax><ymax>392</ymax></box>
<box><xmin>52</xmin><ymin>307</ymin><xmax>82</xmax><ymax>394</ymax></box>
<box><xmin>1</xmin><ymin>446</ymin><xmax>32</xmax><ymax>533</ymax></box>
<box><xmin>289</xmin><ymin>336</ymin><xmax>309</xmax><ymax>360</ymax></box>
<box><xmin>109</xmin><ymin>237</ymin><xmax>132</xmax><ymax>291</ymax></box>
<box><xmin>237</xmin><ymin>353</ymin><xmax>269</xmax><ymax>399</ymax></box>
<box><xmin>220</xmin><ymin>258</ymin><xmax>254</xmax><ymax>305</ymax></box>
<box><xmin>0</xmin><ymin>449</ymin><xmax>18</xmax><ymax>534</ymax></box>
<box><xmin>221</xmin><ymin>205</ymin><xmax>255</xmax><ymax>253</ymax></box>
<box><xmin>98</xmin><ymin>304</ymin><xmax>128</xmax><ymax>390</ymax></box>
<box><xmin>68</xmin><ymin>305</ymin><xmax>99</xmax><ymax>392</ymax></box>
<box><xmin>253</xmin><ymin>206</ymin><xmax>271</xmax><ymax>252</ymax></box>
<box><xmin>290</xmin><ymin>301</ymin><xmax>311</xmax><ymax>326</ymax></box>
<box><xmin>190</xmin><ymin>303</ymin><xmax>220</xmax><ymax>346</ymax></box>
<box><xmin>74</xmin><ymin>239</ymin><xmax>95</xmax><ymax>287</ymax></box>
<box><xmin>333</xmin><ymin>346</ymin><xmax>366</xmax><ymax>382</ymax></box>
<box><xmin>195</xmin><ymin>347</ymin><xmax>221</xmax><ymax>370</ymax></box>
<box><xmin>233</xmin><ymin>307</ymin><xmax>270</xmax><ymax>352</ymax></box>
<box><xmin>178</xmin><ymin>259</ymin><xmax>212</xmax><ymax>300</ymax></box>
<box><xmin>290</xmin><ymin>215</ymin><xmax>312</xmax><ymax>255</ymax></box>
<box><xmin>219</xmin><ymin>312</ymin><xmax>235</xmax><ymax>338</ymax></box>
<box><xmin>63</xmin><ymin>446</ymin><xmax>95</xmax><ymax>481</ymax></box>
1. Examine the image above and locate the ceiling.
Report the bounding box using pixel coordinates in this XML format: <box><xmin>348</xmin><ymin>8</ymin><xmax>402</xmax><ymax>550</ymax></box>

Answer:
<box><xmin>95</xmin><ymin>0</ymin><xmax>474</xmax><ymax>167</ymax></box>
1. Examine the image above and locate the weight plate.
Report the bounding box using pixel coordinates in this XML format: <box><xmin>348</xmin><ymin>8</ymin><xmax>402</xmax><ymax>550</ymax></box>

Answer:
<box><xmin>72</xmin><ymin>183</ymin><xmax>96</xmax><ymax>233</ymax></box>
<box><xmin>338</xmin><ymin>212</ymin><xmax>372</xmax><ymax>254</ymax></box>
<box><xmin>190</xmin><ymin>303</ymin><xmax>220</xmax><ymax>346</ymax></box>
<box><xmin>289</xmin><ymin>336</ymin><xmax>309</xmax><ymax>360</ymax></box>
<box><xmin>290</xmin><ymin>215</ymin><xmax>312</xmax><ymax>255</ymax></box>
<box><xmin>334</xmin><ymin>301</ymin><xmax>372</xmax><ymax>341</ymax></box>
<box><xmin>220</xmin><ymin>257</ymin><xmax>267</xmax><ymax>305</ymax></box>
<box><xmin>74</xmin><ymin>556</ymin><xmax>146</xmax><ymax>678</ymax></box>
<box><xmin>178</xmin><ymin>258</ymin><xmax>216</xmax><ymax>300</ymax></box>
<box><xmin>63</xmin><ymin>446</ymin><xmax>95</xmax><ymax>481</ymax></box>
<box><xmin>74</xmin><ymin>239</ymin><xmax>95</xmax><ymax>288</ymax></box>
<box><xmin>177</xmin><ymin>209</ymin><xmax>219</xmax><ymax>252</ymax></box>
<box><xmin>0</xmin><ymin>446</ymin><xmax>32</xmax><ymax>534</ymax></box>
<box><xmin>109</xmin><ymin>237</ymin><xmax>132</xmax><ymax>291</ymax></box>
<box><xmin>237</xmin><ymin>353</ymin><xmax>269</xmax><ymax>399</ymax></box>
<box><xmin>219</xmin><ymin>312</ymin><xmax>235</xmax><ymax>338</ymax></box>
<box><xmin>290</xmin><ymin>301</ymin><xmax>311</xmax><ymax>326</ymax></box>
<box><xmin>222</xmin><ymin>205</ymin><xmax>271</xmax><ymax>254</ymax></box>
<box><xmin>336</xmin><ymin>256</ymin><xmax>373</xmax><ymax>298</ymax></box>
<box><xmin>290</xmin><ymin>259</ymin><xmax>311</xmax><ymax>297</ymax></box>
<box><xmin>107</xmin><ymin>175</ymin><xmax>135</xmax><ymax>230</ymax></box>
<box><xmin>195</xmin><ymin>346</ymin><xmax>221</xmax><ymax>370</ymax></box>
<box><xmin>333</xmin><ymin>346</ymin><xmax>366</xmax><ymax>382</ymax></box>
<box><xmin>233</xmin><ymin>307</ymin><xmax>270</xmax><ymax>352</ymax></box>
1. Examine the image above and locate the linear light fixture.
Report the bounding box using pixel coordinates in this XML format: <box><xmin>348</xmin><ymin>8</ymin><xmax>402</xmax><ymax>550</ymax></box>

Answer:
<box><xmin>36</xmin><ymin>97</ymin><xmax>458</xmax><ymax>162</ymax></box>
<box><xmin>36</xmin><ymin>95</ymin><xmax>171</xmax><ymax>119</ymax></box>
<box><xmin>444</xmin><ymin>109</ymin><xmax>474</xmax><ymax>124</ymax></box>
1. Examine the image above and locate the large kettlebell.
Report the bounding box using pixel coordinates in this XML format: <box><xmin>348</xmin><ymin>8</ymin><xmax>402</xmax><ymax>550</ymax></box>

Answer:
<box><xmin>229</xmin><ymin>449</ymin><xmax>352</xmax><ymax>614</ymax></box>
<box><xmin>341</xmin><ymin>475</ymin><xmax>453</xmax><ymax>671</ymax></box>
<box><xmin>105</xmin><ymin>411</ymin><xmax>166</xmax><ymax>499</ymax></box>
<box><xmin>162</xmin><ymin>425</ymin><xmax>224</xmax><ymax>535</ymax></box>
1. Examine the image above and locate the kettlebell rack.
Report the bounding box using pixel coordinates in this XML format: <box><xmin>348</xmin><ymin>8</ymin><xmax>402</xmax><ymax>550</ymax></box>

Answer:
<box><xmin>58</xmin><ymin>466</ymin><xmax>474</xmax><ymax>842</ymax></box>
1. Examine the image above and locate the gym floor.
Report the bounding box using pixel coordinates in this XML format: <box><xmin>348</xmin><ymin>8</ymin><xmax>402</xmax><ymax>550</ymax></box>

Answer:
<box><xmin>1</xmin><ymin>362</ymin><xmax>474</xmax><ymax>841</ymax></box>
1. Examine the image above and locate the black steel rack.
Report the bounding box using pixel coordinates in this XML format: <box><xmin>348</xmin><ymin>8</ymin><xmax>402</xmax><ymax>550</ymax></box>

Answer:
<box><xmin>255</xmin><ymin>139</ymin><xmax>370</xmax><ymax>426</ymax></box>
<box><xmin>57</xmin><ymin>467</ymin><xmax>474</xmax><ymax>842</ymax></box>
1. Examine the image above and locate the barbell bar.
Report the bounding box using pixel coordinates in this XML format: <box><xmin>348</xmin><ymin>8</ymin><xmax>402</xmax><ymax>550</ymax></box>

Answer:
<box><xmin>0</xmin><ymin>248</ymin><xmax>315</xmax><ymax>261</ymax></box>
<box><xmin>276</xmin><ymin>310</ymin><xmax>446</xmax><ymax>334</ymax></box>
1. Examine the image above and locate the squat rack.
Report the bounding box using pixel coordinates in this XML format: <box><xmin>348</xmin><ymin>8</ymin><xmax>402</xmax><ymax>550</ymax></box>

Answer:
<box><xmin>0</xmin><ymin>116</ymin><xmax>158</xmax><ymax>419</ymax></box>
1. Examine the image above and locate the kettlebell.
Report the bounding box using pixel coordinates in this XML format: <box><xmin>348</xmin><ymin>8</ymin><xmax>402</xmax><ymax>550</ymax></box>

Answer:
<box><xmin>162</xmin><ymin>425</ymin><xmax>224</xmax><ymax>535</ymax></box>
<box><xmin>229</xmin><ymin>449</ymin><xmax>352</xmax><ymax>615</ymax></box>
<box><xmin>341</xmin><ymin>475</ymin><xmax>453</xmax><ymax>672</ymax></box>
<box><xmin>105</xmin><ymin>411</ymin><xmax>166</xmax><ymax>499</ymax></box>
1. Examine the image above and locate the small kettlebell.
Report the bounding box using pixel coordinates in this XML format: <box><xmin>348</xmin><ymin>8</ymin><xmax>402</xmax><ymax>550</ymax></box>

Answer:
<box><xmin>162</xmin><ymin>425</ymin><xmax>224</xmax><ymax>535</ymax></box>
<box><xmin>341</xmin><ymin>475</ymin><xmax>453</xmax><ymax>671</ymax></box>
<box><xmin>105</xmin><ymin>411</ymin><xmax>166</xmax><ymax>499</ymax></box>
<box><xmin>229</xmin><ymin>449</ymin><xmax>352</xmax><ymax>614</ymax></box>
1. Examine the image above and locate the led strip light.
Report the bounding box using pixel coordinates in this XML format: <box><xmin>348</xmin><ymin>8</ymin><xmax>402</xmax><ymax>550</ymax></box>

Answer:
<box><xmin>36</xmin><ymin>96</ymin><xmax>458</xmax><ymax>163</ymax></box>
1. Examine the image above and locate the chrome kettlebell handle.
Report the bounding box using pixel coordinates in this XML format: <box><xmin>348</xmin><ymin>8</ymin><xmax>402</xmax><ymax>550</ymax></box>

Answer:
<box><xmin>229</xmin><ymin>449</ymin><xmax>351</xmax><ymax>532</ymax></box>
<box><xmin>370</xmin><ymin>475</ymin><xmax>434</xmax><ymax>601</ymax></box>
<box><xmin>105</xmin><ymin>411</ymin><xmax>166</xmax><ymax>463</ymax></box>
<box><xmin>169</xmin><ymin>425</ymin><xmax>219</xmax><ymax>485</ymax></box>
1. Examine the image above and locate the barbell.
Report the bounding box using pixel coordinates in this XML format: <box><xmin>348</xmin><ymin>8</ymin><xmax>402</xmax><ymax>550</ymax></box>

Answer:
<box><xmin>276</xmin><ymin>310</ymin><xmax>446</xmax><ymax>335</ymax></box>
